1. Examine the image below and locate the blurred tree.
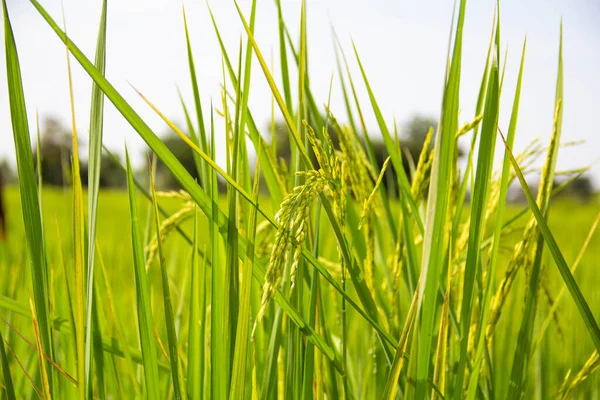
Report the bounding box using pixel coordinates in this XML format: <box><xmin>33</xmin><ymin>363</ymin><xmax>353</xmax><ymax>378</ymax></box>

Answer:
<box><xmin>270</xmin><ymin>116</ymin><xmax>340</xmax><ymax>164</ymax></box>
<box><xmin>401</xmin><ymin>115</ymin><xmax>438</xmax><ymax>165</ymax></box>
<box><xmin>268</xmin><ymin>114</ymin><xmax>449</xmax><ymax>196</ymax></box>
<box><xmin>565</xmin><ymin>175</ymin><xmax>595</xmax><ymax>200</ymax></box>
<box><xmin>34</xmin><ymin>116</ymin><xmax>72</xmax><ymax>186</ymax></box>
<box><xmin>554</xmin><ymin>174</ymin><xmax>595</xmax><ymax>201</ymax></box>
<box><xmin>0</xmin><ymin>160</ymin><xmax>16</xmax><ymax>185</ymax></box>
<box><xmin>79</xmin><ymin>153</ymin><xmax>127</xmax><ymax>189</ymax></box>
<box><xmin>32</xmin><ymin>116</ymin><xmax>127</xmax><ymax>188</ymax></box>
<box><xmin>146</xmin><ymin>130</ymin><xmax>201</xmax><ymax>189</ymax></box>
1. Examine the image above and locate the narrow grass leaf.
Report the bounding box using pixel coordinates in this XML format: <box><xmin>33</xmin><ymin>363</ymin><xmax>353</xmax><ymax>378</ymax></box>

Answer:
<box><xmin>126</xmin><ymin>149</ymin><xmax>160</xmax><ymax>399</ymax></box>
<box><xmin>415</xmin><ymin>1</ymin><xmax>466</xmax><ymax>397</ymax></box>
<box><xmin>150</xmin><ymin>167</ymin><xmax>183</xmax><ymax>400</ymax></box>
<box><xmin>84</xmin><ymin>2</ymin><xmax>107</xmax><ymax>396</ymax></box>
<box><xmin>0</xmin><ymin>332</ymin><xmax>16</xmax><ymax>400</ymax></box>
<box><xmin>187</xmin><ymin>206</ymin><xmax>205</xmax><ymax>399</ymax></box>
<box><xmin>230</xmin><ymin>158</ymin><xmax>261</xmax><ymax>399</ymax></box>
<box><xmin>3</xmin><ymin>0</ymin><xmax>54</xmax><ymax>390</ymax></box>
<box><xmin>383</xmin><ymin>285</ymin><xmax>420</xmax><ymax>400</ymax></box>
<box><xmin>454</xmin><ymin>24</ymin><xmax>500</xmax><ymax>396</ymax></box>
<box><xmin>63</xmin><ymin>10</ymin><xmax>87</xmax><ymax>398</ymax></box>
<box><xmin>29</xmin><ymin>297</ymin><xmax>51</xmax><ymax>400</ymax></box>
<box><xmin>275</xmin><ymin>0</ymin><xmax>293</xmax><ymax>112</ymax></box>
<box><xmin>182</xmin><ymin>6</ymin><xmax>209</xmax><ymax>190</ymax></box>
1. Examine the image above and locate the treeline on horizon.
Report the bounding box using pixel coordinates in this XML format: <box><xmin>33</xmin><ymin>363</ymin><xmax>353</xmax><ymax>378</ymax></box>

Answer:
<box><xmin>0</xmin><ymin>114</ymin><xmax>595</xmax><ymax>201</ymax></box>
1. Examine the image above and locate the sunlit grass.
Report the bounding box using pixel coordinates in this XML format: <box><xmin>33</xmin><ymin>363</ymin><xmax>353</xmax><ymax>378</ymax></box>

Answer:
<box><xmin>2</xmin><ymin>0</ymin><xmax>600</xmax><ymax>399</ymax></box>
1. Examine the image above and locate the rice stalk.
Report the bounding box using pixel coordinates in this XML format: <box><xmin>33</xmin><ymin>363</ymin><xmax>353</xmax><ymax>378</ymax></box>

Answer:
<box><xmin>559</xmin><ymin>351</ymin><xmax>600</xmax><ymax>399</ymax></box>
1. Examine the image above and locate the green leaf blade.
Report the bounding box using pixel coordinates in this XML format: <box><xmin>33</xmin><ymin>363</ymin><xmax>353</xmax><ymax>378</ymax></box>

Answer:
<box><xmin>126</xmin><ymin>149</ymin><xmax>161</xmax><ymax>400</ymax></box>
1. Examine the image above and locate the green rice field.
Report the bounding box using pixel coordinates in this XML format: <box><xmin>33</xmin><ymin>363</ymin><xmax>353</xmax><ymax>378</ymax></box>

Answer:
<box><xmin>2</xmin><ymin>0</ymin><xmax>600</xmax><ymax>398</ymax></box>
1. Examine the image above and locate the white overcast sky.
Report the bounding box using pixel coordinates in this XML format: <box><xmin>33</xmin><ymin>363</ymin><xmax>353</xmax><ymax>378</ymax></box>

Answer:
<box><xmin>1</xmin><ymin>0</ymin><xmax>599</xmax><ymax>185</ymax></box>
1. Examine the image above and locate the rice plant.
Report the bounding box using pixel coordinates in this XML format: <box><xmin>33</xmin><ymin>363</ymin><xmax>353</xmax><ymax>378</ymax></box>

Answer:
<box><xmin>1</xmin><ymin>0</ymin><xmax>600</xmax><ymax>398</ymax></box>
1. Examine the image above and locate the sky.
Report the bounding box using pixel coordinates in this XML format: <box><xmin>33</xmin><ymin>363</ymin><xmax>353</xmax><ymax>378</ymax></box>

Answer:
<box><xmin>1</xmin><ymin>0</ymin><xmax>599</xmax><ymax>185</ymax></box>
